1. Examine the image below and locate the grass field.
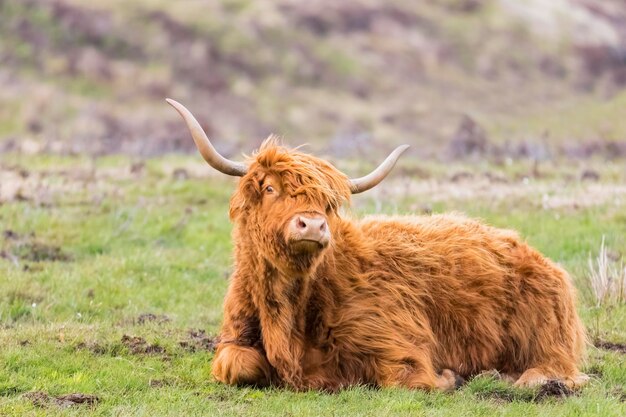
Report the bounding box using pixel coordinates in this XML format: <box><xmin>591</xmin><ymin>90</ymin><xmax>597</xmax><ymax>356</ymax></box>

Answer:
<box><xmin>1</xmin><ymin>153</ymin><xmax>625</xmax><ymax>416</ymax></box>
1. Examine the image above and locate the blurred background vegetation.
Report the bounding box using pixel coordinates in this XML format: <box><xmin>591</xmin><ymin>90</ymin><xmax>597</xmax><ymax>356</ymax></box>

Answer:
<box><xmin>1</xmin><ymin>0</ymin><xmax>626</xmax><ymax>161</ymax></box>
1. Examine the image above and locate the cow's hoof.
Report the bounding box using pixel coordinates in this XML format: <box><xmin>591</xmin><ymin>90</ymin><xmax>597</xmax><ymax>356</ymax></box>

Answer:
<box><xmin>212</xmin><ymin>345</ymin><xmax>271</xmax><ymax>386</ymax></box>
<box><xmin>566</xmin><ymin>373</ymin><xmax>590</xmax><ymax>389</ymax></box>
<box><xmin>453</xmin><ymin>373</ymin><xmax>466</xmax><ymax>389</ymax></box>
<box><xmin>437</xmin><ymin>369</ymin><xmax>459</xmax><ymax>391</ymax></box>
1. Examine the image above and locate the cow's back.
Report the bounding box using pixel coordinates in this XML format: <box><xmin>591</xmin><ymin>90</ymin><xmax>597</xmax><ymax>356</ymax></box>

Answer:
<box><xmin>352</xmin><ymin>213</ymin><xmax>582</xmax><ymax>376</ymax></box>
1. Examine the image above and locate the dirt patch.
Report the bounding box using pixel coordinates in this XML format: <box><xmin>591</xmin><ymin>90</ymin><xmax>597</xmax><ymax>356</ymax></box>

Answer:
<box><xmin>178</xmin><ymin>329</ymin><xmax>218</xmax><ymax>353</ymax></box>
<box><xmin>585</xmin><ymin>364</ymin><xmax>604</xmax><ymax>378</ymax></box>
<box><xmin>475</xmin><ymin>387</ymin><xmax>520</xmax><ymax>403</ymax></box>
<box><xmin>3</xmin><ymin>229</ymin><xmax>19</xmax><ymax>240</ymax></box>
<box><xmin>23</xmin><ymin>391</ymin><xmax>99</xmax><ymax>408</ymax></box>
<box><xmin>205</xmin><ymin>392</ymin><xmax>231</xmax><ymax>402</ymax></box>
<box><xmin>474</xmin><ymin>379</ymin><xmax>574</xmax><ymax>403</ymax></box>
<box><xmin>23</xmin><ymin>391</ymin><xmax>51</xmax><ymax>407</ymax></box>
<box><xmin>612</xmin><ymin>388</ymin><xmax>626</xmax><ymax>402</ymax></box>
<box><xmin>74</xmin><ymin>341</ymin><xmax>107</xmax><ymax>355</ymax></box>
<box><xmin>13</xmin><ymin>241</ymin><xmax>72</xmax><ymax>262</ymax></box>
<box><xmin>535</xmin><ymin>380</ymin><xmax>574</xmax><ymax>401</ymax></box>
<box><xmin>121</xmin><ymin>334</ymin><xmax>166</xmax><ymax>355</ymax></box>
<box><xmin>136</xmin><ymin>313</ymin><xmax>171</xmax><ymax>325</ymax></box>
<box><xmin>594</xmin><ymin>340</ymin><xmax>626</xmax><ymax>354</ymax></box>
<box><xmin>56</xmin><ymin>393</ymin><xmax>99</xmax><ymax>406</ymax></box>
<box><xmin>1</xmin><ymin>230</ymin><xmax>72</xmax><ymax>263</ymax></box>
<box><xmin>149</xmin><ymin>379</ymin><xmax>173</xmax><ymax>388</ymax></box>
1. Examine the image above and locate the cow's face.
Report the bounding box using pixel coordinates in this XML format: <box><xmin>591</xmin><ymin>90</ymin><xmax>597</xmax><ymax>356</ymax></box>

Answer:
<box><xmin>166</xmin><ymin>98</ymin><xmax>408</xmax><ymax>273</ymax></box>
<box><xmin>230</xmin><ymin>142</ymin><xmax>351</xmax><ymax>275</ymax></box>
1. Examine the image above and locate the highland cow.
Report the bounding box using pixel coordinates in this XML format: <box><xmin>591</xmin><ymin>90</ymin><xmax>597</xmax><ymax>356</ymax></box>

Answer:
<box><xmin>167</xmin><ymin>98</ymin><xmax>588</xmax><ymax>392</ymax></box>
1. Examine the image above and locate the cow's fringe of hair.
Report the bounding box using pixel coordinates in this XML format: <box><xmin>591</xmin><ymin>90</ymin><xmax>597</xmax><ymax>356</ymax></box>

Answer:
<box><xmin>252</xmin><ymin>137</ymin><xmax>351</xmax><ymax>211</ymax></box>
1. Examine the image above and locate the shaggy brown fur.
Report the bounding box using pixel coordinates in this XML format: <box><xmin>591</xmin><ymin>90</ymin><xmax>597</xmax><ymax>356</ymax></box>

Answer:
<box><xmin>211</xmin><ymin>138</ymin><xmax>588</xmax><ymax>391</ymax></box>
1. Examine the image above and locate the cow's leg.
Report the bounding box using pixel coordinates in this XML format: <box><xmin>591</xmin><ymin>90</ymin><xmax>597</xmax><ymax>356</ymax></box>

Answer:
<box><xmin>380</xmin><ymin>363</ymin><xmax>458</xmax><ymax>391</ymax></box>
<box><xmin>255</xmin><ymin>277</ymin><xmax>311</xmax><ymax>390</ymax></box>
<box><xmin>514</xmin><ymin>367</ymin><xmax>590</xmax><ymax>389</ymax></box>
<box><xmin>567</xmin><ymin>373</ymin><xmax>591</xmax><ymax>388</ymax></box>
<box><xmin>504</xmin><ymin>261</ymin><xmax>588</xmax><ymax>390</ymax></box>
<box><xmin>499</xmin><ymin>373</ymin><xmax>520</xmax><ymax>383</ymax></box>
<box><xmin>212</xmin><ymin>271</ymin><xmax>270</xmax><ymax>386</ymax></box>
<box><xmin>376</xmin><ymin>352</ymin><xmax>459</xmax><ymax>391</ymax></box>
<box><xmin>513</xmin><ymin>368</ymin><xmax>548</xmax><ymax>387</ymax></box>
<box><xmin>300</xmin><ymin>347</ymin><xmax>346</xmax><ymax>392</ymax></box>
<box><xmin>259</xmin><ymin>312</ymin><xmax>305</xmax><ymax>389</ymax></box>
<box><xmin>302</xmin><ymin>372</ymin><xmax>343</xmax><ymax>393</ymax></box>
<box><xmin>212</xmin><ymin>344</ymin><xmax>271</xmax><ymax>386</ymax></box>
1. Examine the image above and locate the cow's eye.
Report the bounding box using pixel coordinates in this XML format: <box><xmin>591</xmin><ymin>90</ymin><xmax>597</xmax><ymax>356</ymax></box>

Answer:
<box><xmin>265</xmin><ymin>185</ymin><xmax>274</xmax><ymax>194</ymax></box>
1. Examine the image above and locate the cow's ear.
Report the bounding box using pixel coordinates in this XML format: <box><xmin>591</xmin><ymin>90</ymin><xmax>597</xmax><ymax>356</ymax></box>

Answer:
<box><xmin>229</xmin><ymin>178</ymin><xmax>260</xmax><ymax>220</ymax></box>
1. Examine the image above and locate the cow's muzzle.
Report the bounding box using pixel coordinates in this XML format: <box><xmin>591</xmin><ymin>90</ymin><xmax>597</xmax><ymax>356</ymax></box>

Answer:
<box><xmin>287</xmin><ymin>214</ymin><xmax>330</xmax><ymax>252</ymax></box>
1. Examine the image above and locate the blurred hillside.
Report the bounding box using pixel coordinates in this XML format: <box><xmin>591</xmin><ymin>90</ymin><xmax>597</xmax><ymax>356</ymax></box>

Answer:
<box><xmin>1</xmin><ymin>0</ymin><xmax>626</xmax><ymax>160</ymax></box>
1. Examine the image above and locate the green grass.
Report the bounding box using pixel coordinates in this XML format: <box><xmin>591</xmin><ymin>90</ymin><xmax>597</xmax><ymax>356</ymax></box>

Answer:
<box><xmin>1</xmin><ymin>155</ymin><xmax>625</xmax><ymax>416</ymax></box>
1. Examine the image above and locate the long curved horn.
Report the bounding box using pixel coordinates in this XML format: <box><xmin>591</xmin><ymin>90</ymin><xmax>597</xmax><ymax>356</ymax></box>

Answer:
<box><xmin>349</xmin><ymin>145</ymin><xmax>410</xmax><ymax>194</ymax></box>
<box><xmin>166</xmin><ymin>98</ymin><xmax>248</xmax><ymax>177</ymax></box>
